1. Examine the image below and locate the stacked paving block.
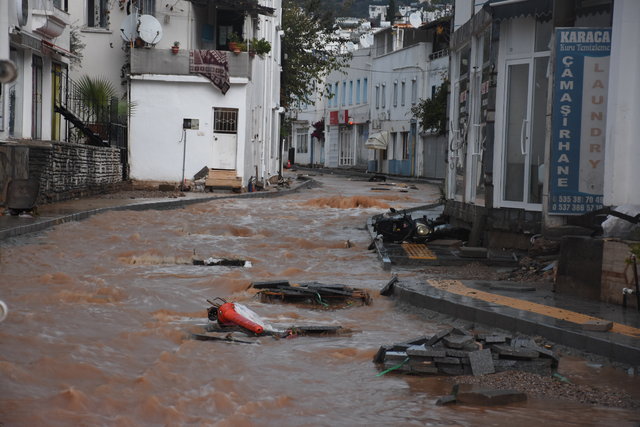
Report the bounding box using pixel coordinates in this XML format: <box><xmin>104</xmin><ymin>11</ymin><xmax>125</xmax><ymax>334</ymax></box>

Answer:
<box><xmin>374</xmin><ymin>328</ymin><xmax>558</xmax><ymax>376</ymax></box>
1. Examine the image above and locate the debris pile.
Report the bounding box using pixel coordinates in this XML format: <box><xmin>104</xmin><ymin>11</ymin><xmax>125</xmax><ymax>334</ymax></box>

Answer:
<box><xmin>374</xmin><ymin>328</ymin><xmax>558</xmax><ymax>377</ymax></box>
<box><xmin>251</xmin><ymin>281</ymin><xmax>371</xmax><ymax>307</ymax></box>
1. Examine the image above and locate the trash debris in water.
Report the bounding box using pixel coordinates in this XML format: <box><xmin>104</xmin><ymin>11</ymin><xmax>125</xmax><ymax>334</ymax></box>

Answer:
<box><xmin>192</xmin><ymin>298</ymin><xmax>345</xmax><ymax>343</ymax></box>
<box><xmin>251</xmin><ymin>281</ymin><xmax>371</xmax><ymax>307</ymax></box>
<box><xmin>193</xmin><ymin>257</ymin><xmax>252</xmax><ymax>267</ymax></box>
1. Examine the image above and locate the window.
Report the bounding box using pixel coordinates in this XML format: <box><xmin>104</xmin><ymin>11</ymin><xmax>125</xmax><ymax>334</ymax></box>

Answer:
<box><xmin>393</xmin><ymin>81</ymin><xmax>398</xmax><ymax>107</ymax></box>
<box><xmin>53</xmin><ymin>0</ymin><xmax>68</xmax><ymax>11</ymax></box>
<box><xmin>214</xmin><ymin>108</ymin><xmax>238</xmax><ymax>133</ymax></box>
<box><xmin>375</xmin><ymin>84</ymin><xmax>380</xmax><ymax>109</ymax></box>
<box><xmin>138</xmin><ymin>0</ymin><xmax>156</xmax><ymax>15</ymax></box>
<box><xmin>334</xmin><ymin>82</ymin><xmax>339</xmax><ymax>107</ymax></box>
<box><xmin>411</xmin><ymin>78</ymin><xmax>417</xmax><ymax>105</ymax></box>
<box><xmin>87</xmin><ymin>0</ymin><xmax>108</xmax><ymax>28</ymax></box>
<box><xmin>348</xmin><ymin>81</ymin><xmax>353</xmax><ymax>105</ymax></box>
<box><xmin>401</xmin><ymin>81</ymin><xmax>406</xmax><ymax>106</ymax></box>
<box><xmin>363</xmin><ymin>78</ymin><xmax>368</xmax><ymax>103</ymax></box>
<box><xmin>296</xmin><ymin>132</ymin><xmax>308</xmax><ymax>154</ymax></box>
<box><xmin>381</xmin><ymin>83</ymin><xmax>386</xmax><ymax>108</ymax></box>
<box><xmin>356</xmin><ymin>79</ymin><xmax>361</xmax><ymax>104</ymax></box>
<box><xmin>341</xmin><ymin>81</ymin><xmax>346</xmax><ymax>106</ymax></box>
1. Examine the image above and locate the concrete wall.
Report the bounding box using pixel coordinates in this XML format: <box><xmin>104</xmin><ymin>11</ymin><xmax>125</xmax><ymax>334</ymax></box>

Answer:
<box><xmin>601</xmin><ymin>240</ymin><xmax>639</xmax><ymax>308</ymax></box>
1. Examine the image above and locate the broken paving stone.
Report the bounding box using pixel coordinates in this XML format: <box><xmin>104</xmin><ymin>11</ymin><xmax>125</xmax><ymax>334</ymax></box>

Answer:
<box><xmin>434</xmin><ymin>357</ymin><xmax>462</xmax><ymax>365</ymax></box>
<box><xmin>479</xmin><ymin>334</ymin><xmax>508</xmax><ymax>344</ymax></box>
<box><xmin>444</xmin><ymin>334</ymin><xmax>475</xmax><ymax>349</ymax></box>
<box><xmin>493</xmin><ymin>344</ymin><xmax>540</xmax><ymax>359</ymax></box>
<box><xmin>469</xmin><ymin>349</ymin><xmax>495</xmax><ymax>376</ymax></box>
<box><xmin>581</xmin><ymin>320</ymin><xmax>613</xmax><ymax>332</ymax></box>
<box><xmin>427</xmin><ymin>328</ymin><xmax>453</xmax><ymax>346</ymax></box>
<box><xmin>456</xmin><ymin>389</ymin><xmax>527</xmax><ymax>406</ymax></box>
<box><xmin>436</xmin><ymin>395</ymin><xmax>457</xmax><ymax>406</ymax></box>
<box><xmin>384</xmin><ymin>351</ymin><xmax>408</xmax><ymax>362</ymax></box>
<box><xmin>445</xmin><ymin>349</ymin><xmax>471</xmax><ymax>358</ymax></box>
<box><xmin>511</xmin><ymin>336</ymin><xmax>537</xmax><ymax>348</ymax></box>
<box><xmin>406</xmin><ymin>345</ymin><xmax>447</xmax><ymax>358</ymax></box>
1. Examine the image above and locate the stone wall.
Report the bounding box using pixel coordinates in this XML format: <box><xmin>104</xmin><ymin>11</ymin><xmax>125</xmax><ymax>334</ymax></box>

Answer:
<box><xmin>0</xmin><ymin>141</ymin><xmax>125</xmax><ymax>206</ymax></box>
<box><xmin>31</xmin><ymin>141</ymin><xmax>124</xmax><ymax>204</ymax></box>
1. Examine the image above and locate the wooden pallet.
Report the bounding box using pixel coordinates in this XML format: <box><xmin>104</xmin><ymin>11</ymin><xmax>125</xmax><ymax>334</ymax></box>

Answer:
<box><xmin>205</xmin><ymin>169</ymin><xmax>242</xmax><ymax>189</ymax></box>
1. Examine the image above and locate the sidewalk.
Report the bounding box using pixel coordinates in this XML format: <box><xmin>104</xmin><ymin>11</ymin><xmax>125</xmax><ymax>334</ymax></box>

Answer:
<box><xmin>0</xmin><ymin>178</ymin><xmax>314</xmax><ymax>241</ymax></box>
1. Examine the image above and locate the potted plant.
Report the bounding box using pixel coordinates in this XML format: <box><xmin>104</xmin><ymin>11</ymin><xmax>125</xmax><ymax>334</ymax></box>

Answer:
<box><xmin>171</xmin><ymin>41</ymin><xmax>180</xmax><ymax>54</ymax></box>
<box><xmin>227</xmin><ymin>32</ymin><xmax>242</xmax><ymax>53</ymax></box>
<box><xmin>253</xmin><ymin>38</ymin><xmax>271</xmax><ymax>56</ymax></box>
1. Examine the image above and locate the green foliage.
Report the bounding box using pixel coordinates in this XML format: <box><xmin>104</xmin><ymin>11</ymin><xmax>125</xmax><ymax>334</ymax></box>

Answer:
<box><xmin>249</xmin><ymin>38</ymin><xmax>272</xmax><ymax>56</ymax></box>
<box><xmin>69</xmin><ymin>25</ymin><xmax>85</xmax><ymax>70</ymax></box>
<box><xmin>281</xmin><ymin>0</ymin><xmax>351</xmax><ymax>108</ymax></box>
<box><xmin>76</xmin><ymin>75</ymin><xmax>133</xmax><ymax>119</ymax></box>
<box><xmin>410</xmin><ymin>80</ymin><xmax>448</xmax><ymax>136</ymax></box>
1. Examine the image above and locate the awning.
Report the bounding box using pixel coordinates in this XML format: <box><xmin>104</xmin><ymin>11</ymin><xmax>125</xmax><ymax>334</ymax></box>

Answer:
<box><xmin>365</xmin><ymin>131</ymin><xmax>389</xmax><ymax>150</ymax></box>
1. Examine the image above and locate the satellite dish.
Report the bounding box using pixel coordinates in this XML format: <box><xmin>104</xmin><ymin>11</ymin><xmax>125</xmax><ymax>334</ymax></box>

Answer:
<box><xmin>16</xmin><ymin>0</ymin><xmax>29</xmax><ymax>26</ymax></box>
<box><xmin>0</xmin><ymin>60</ymin><xmax>18</xmax><ymax>84</ymax></box>
<box><xmin>138</xmin><ymin>15</ymin><xmax>163</xmax><ymax>45</ymax></box>
<box><xmin>409</xmin><ymin>12</ymin><xmax>422</xmax><ymax>28</ymax></box>
<box><xmin>119</xmin><ymin>14</ymin><xmax>138</xmax><ymax>42</ymax></box>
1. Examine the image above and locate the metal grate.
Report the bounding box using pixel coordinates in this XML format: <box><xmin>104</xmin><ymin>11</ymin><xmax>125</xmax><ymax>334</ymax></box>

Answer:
<box><xmin>401</xmin><ymin>243</ymin><xmax>437</xmax><ymax>260</ymax></box>
<box><xmin>214</xmin><ymin>108</ymin><xmax>238</xmax><ymax>134</ymax></box>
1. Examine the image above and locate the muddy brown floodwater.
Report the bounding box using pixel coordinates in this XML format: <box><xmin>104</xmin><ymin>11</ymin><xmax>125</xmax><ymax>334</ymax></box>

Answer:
<box><xmin>1</xmin><ymin>174</ymin><xmax>639</xmax><ymax>426</ymax></box>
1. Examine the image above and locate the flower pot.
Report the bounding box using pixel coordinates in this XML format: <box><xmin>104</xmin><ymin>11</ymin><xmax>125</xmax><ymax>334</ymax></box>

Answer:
<box><xmin>171</xmin><ymin>46</ymin><xmax>179</xmax><ymax>54</ymax></box>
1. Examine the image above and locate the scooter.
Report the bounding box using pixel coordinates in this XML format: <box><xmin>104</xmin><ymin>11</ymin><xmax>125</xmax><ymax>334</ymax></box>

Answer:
<box><xmin>372</xmin><ymin>208</ymin><xmax>469</xmax><ymax>244</ymax></box>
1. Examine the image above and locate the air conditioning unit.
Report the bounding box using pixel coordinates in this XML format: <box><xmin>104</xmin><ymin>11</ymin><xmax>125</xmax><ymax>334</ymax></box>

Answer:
<box><xmin>372</xmin><ymin>119</ymin><xmax>381</xmax><ymax>129</ymax></box>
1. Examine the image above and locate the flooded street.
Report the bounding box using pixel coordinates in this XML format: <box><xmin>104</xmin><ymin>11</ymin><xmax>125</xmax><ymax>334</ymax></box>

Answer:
<box><xmin>1</xmin><ymin>174</ymin><xmax>639</xmax><ymax>426</ymax></box>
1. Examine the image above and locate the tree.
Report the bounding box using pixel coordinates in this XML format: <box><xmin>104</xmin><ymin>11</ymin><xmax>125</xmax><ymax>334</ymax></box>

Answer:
<box><xmin>281</xmin><ymin>0</ymin><xmax>351</xmax><ymax>109</ymax></box>
<box><xmin>410</xmin><ymin>80</ymin><xmax>448</xmax><ymax>136</ymax></box>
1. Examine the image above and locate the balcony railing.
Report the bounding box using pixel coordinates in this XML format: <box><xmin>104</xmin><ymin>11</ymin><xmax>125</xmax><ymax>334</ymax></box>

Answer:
<box><xmin>130</xmin><ymin>48</ymin><xmax>252</xmax><ymax>80</ymax></box>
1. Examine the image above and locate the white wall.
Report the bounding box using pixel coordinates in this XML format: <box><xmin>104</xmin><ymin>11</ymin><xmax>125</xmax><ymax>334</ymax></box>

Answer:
<box><xmin>604</xmin><ymin>0</ymin><xmax>640</xmax><ymax>206</ymax></box>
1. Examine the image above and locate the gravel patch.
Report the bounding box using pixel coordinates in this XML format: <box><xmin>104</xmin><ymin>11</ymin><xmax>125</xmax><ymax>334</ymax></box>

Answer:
<box><xmin>447</xmin><ymin>370</ymin><xmax>640</xmax><ymax>409</ymax></box>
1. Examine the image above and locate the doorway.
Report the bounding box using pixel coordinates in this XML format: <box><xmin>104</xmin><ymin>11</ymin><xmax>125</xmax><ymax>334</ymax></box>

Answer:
<box><xmin>212</xmin><ymin>108</ymin><xmax>238</xmax><ymax>170</ymax></box>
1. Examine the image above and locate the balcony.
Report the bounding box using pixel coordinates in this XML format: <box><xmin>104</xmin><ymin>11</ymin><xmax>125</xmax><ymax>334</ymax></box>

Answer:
<box><xmin>130</xmin><ymin>48</ymin><xmax>252</xmax><ymax>80</ymax></box>
<box><xmin>32</xmin><ymin>5</ymin><xmax>70</xmax><ymax>38</ymax></box>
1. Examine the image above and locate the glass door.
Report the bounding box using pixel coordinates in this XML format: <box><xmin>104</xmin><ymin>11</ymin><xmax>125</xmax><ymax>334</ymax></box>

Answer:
<box><xmin>501</xmin><ymin>56</ymin><xmax>548</xmax><ymax>208</ymax></box>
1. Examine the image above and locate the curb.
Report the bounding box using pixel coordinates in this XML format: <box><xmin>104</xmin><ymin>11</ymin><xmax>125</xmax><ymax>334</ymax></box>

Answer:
<box><xmin>0</xmin><ymin>178</ymin><xmax>315</xmax><ymax>241</ymax></box>
<box><xmin>393</xmin><ymin>281</ymin><xmax>640</xmax><ymax>366</ymax></box>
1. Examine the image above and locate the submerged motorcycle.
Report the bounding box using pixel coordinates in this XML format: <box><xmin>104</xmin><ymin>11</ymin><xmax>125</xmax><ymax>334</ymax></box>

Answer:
<box><xmin>372</xmin><ymin>208</ymin><xmax>469</xmax><ymax>244</ymax></box>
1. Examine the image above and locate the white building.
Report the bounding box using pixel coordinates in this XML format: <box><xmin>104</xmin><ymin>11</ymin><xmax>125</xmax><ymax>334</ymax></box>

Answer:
<box><xmin>1</xmin><ymin>0</ymin><xmax>72</xmax><ymax>143</ymax></box>
<box><xmin>67</xmin><ymin>0</ymin><xmax>283</xmax><ymax>188</ymax></box>
<box><xmin>446</xmin><ymin>0</ymin><xmax>639</xmax><ymax>249</ymax></box>
<box><xmin>290</xmin><ymin>16</ymin><xmax>450</xmax><ymax>179</ymax></box>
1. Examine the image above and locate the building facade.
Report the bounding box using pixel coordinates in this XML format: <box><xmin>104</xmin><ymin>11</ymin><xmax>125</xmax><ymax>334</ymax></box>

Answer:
<box><xmin>67</xmin><ymin>0</ymin><xmax>283</xmax><ymax>188</ymax></box>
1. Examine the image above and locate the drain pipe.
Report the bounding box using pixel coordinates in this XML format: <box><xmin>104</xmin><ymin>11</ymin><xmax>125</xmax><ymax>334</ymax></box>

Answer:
<box><xmin>633</xmin><ymin>255</ymin><xmax>640</xmax><ymax>311</ymax></box>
